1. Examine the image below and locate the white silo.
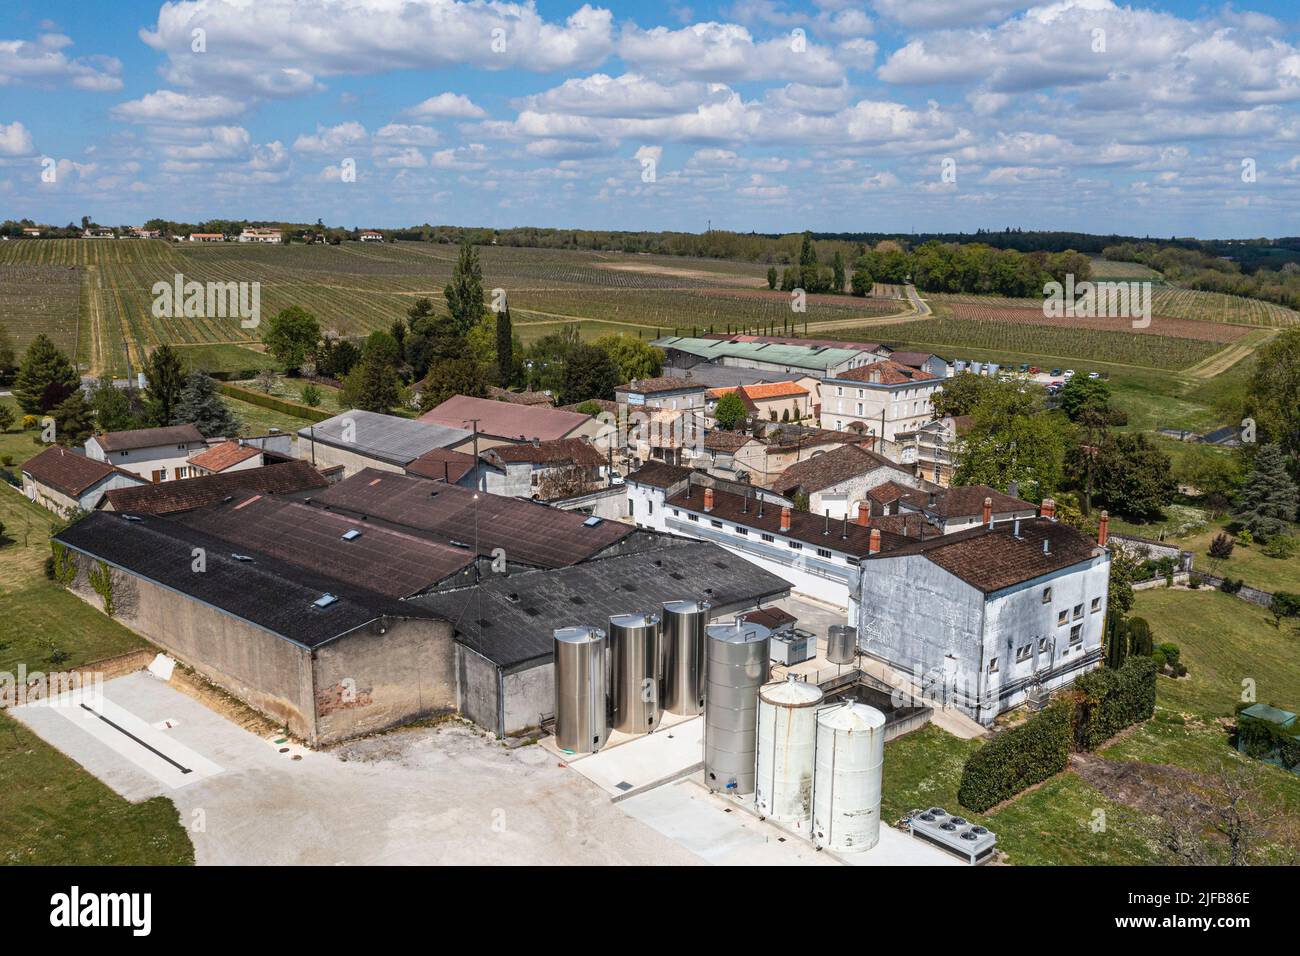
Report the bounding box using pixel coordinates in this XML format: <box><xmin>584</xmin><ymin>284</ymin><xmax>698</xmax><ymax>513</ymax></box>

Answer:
<box><xmin>755</xmin><ymin>676</ymin><xmax>823</xmax><ymax>831</ymax></box>
<box><xmin>812</xmin><ymin>702</ymin><xmax>885</xmax><ymax>853</ymax></box>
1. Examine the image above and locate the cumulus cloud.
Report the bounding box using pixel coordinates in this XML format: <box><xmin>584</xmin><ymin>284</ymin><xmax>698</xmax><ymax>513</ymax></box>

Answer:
<box><xmin>0</xmin><ymin>120</ymin><xmax>36</xmax><ymax>156</ymax></box>
<box><xmin>405</xmin><ymin>93</ymin><xmax>487</xmax><ymax>119</ymax></box>
<box><xmin>619</xmin><ymin>22</ymin><xmax>844</xmax><ymax>84</ymax></box>
<box><xmin>293</xmin><ymin>121</ymin><xmax>369</xmax><ymax>154</ymax></box>
<box><xmin>0</xmin><ymin>33</ymin><xmax>122</xmax><ymax>91</ymax></box>
<box><xmin>111</xmin><ymin>90</ymin><xmax>248</xmax><ymax>125</ymax></box>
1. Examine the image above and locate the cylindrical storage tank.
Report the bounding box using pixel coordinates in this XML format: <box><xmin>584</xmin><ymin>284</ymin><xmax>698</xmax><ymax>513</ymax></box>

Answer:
<box><xmin>553</xmin><ymin>626</ymin><xmax>609</xmax><ymax>754</ymax></box>
<box><xmin>704</xmin><ymin>620</ymin><xmax>771</xmax><ymax>794</ymax></box>
<box><xmin>812</xmin><ymin>702</ymin><xmax>886</xmax><ymax>853</ymax></box>
<box><xmin>609</xmin><ymin>613</ymin><xmax>662</xmax><ymax>735</ymax></box>
<box><xmin>662</xmin><ymin>600</ymin><xmax>709</xmax><ymax>716</ymax></box>
<box><xmin>826</xmin><ymin>625</ymin><xmax>858</xmax><ymax>665</ymax></box>
<box><xmin>755</xmin><ymin>676</ymin><xmax>824</xmax><ymax>829</ymax></box>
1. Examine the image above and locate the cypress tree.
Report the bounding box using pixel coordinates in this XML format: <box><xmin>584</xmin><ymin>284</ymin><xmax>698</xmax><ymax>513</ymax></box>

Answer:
<box><xmin>496</xmin><ymin>304</ymin><xmax>513</xmax><ymax>387</ymax></box>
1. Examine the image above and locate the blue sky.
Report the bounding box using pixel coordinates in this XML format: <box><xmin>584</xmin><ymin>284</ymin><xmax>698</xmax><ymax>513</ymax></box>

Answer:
<box><xmin>3</xmin><ymin>0</ymin><xmax>1299</xmax><ymax>237</ymax></box>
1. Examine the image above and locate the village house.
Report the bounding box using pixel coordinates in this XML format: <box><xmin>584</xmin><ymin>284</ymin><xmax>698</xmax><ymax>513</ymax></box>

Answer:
<box><xmin>21</xmin><ymin>446</ymin><xmax>147</xmax><ymax>516</ymax></box>
<box><xmin>478</xmin><ymin>437</ymin><xmax>609</xmax><ymax>499</ymax></box>
<box><xmin>84</xmin><ymin>424</ymin><xmax>207</xmax><ymax>483</ymax></box>
<box><xmin>706</xmin><ymin>381</ymin><xmax>813</xmax><ymax>424</ymax></box>
<box><xmin>614</xmin><ymin>376</ymin><xmax>708</xmax><ymax>413</ymax></box>
<box><xmin>187</xmin><ymin>232</ymin><xmax>225</xmax><ymax>242</ymax></box>
<box><xmin>887</xmin><ymin>351</ymin><xmax>951</xmax><ymax>380</ymax></box>
<box><xmin>186</xmin><ymin>440</ymin><xmax>265</xmax><ymax>477</ymax></box>
<box><xmin>820</xmin><ymin>359</ymin><xmax>944</xmax><ymax>442</ymax></box>
<box><xmin>239</xmin><ymin>227</ymin><xmax>283</xmax><ymax>243</ymax></box>
<box><xmin>896</xmin><ymin>414</ymin><xmax>973</xmax><ymax>486</ymax></box>
<box><xmin>896</xmin><ymin>484</ymin><xmax>1039</xmax><ymax>534</ymax></box>
<box><xmin>771</xmin><ymin>443</ymin><xmax>927</xmax><ymax>519</ymax></box>
<box><xmin>358</xmin><ymin>230</ymin><xmax>385</xmax><ymax>242</ymax></box>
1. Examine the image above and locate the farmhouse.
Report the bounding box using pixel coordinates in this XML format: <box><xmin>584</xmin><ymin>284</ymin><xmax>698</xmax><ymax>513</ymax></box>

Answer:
<box><xmin>22</xmin><ymin>227</ymin><xmax>42</xmax><ymax>237</ymax></box>
<box><xmin>186</xmin><ymin>440</ymin><xmax>263</xmax><ymax>476</ymax></box>
<box><xmin>478</xmin><ymin>437</ymin><xmax>608</xmax><ymax>499</ymax></box>
<box><xmin>297</xmin><ymin>409</ymin><xmax>474</xmax><ymax>477</ymax></box>
<box><xmin>21</xmin><ymin>446</ymin><xmax>146</xmax><ymax>516</ymax></box>
<box><xmin>187</xmin><ymin>232</ymin><xmax>225</xmax><ymax>242</ymax></box>
<box><xmin>614</xmin><ymin>376</ymin><xmax>708</xmax><ymax>412</ymax></box>
<box><xmin>99</xmin><ymin>459</ymin><xmax>330</xmax><ymax>515</ymax></box>
<box><xmin>358</xmin><ymin>230</ymin><xmax>384</xmax><ymax>242</ymax></box>
<box><xmin>239</xmin><ymin>227</ymin><xmax>282</xmax><ymax>243</ymax></box>
<box><xmin>84</xmin><ymin>424</ymin><xmax>207</xmax><ymax>483</ymax></box>
<box><xmin>821</xmin><ymin>359</ymin><xmax>944</xmax><ymax>442</ymax></box>
<box><xmin>857</xmin><ymin>514</ymin><xmax>1111</xmax><ymax>725</ymax></box>
<box><xmin>418</xmin><ymin>394</ymin><xmax>604</xmax><ymax>449</ymax></box>
<box><xmin>771</xmin><ymin>443</ymin><xmax>926</xmax><ymax>519</ymax></box>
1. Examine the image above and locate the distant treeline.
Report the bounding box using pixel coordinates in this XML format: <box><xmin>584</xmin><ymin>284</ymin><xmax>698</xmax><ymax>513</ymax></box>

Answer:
<box><xmin>1103</xmin><ymin>241</ymin><xmax>1300</xmax><ymax>311</ymax></box>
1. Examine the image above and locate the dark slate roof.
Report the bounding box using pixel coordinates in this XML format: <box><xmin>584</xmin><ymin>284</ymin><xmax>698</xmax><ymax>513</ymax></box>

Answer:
<box><xmin>412</xmin><ymin>540</ymin><xmax>790</xmax><ymax>668</ymax></box>
<box><xmin>22</xmin><ymin>446</ymin><xmax>141</xmax><ymax>497</ymax></box>
<box><xmin>772</xmin><ymin>443</ymin><xmax>909</xmax><ymax>496</ymax></box>
<box><xmin>615</xmin><ymin>376</ymin><xmax>705</xmax><ymax>395</ymax></box>
<box><xmin>174</xmin><ymin>493</ymin><xmax>475</xmax><ymax>598</ymax></box>
<box><xmin>899</xmin><ymin>484</ymin><xmax>1036</xmax><ymax>520</ymax></box>
<box><xmin>483</xmin><ymin>437</ymin><xmax>605</xmax><ymax>468</ymax></box>
<box><xmin>100</xmin><ymin>461</ymin><xmax>329</xmax><ymax>515</ymax></box>
<box><xmin>299</xmin><ymin>410</ymin><xmax>472</xmax><ymax>466</ymax></box>
<box><xmin>666</xmin><ymin>482</ymin><xmax>912</xmax><ymax>557</ymax></box>
<box><xmin>54</xmin><ymin>512</ymin><xmax>439</xmax><ymax>648</ymax></box>
<box><xmin>92</xmin><ymin>424</ymin><xmax>204</xmax><ymax>452</ymax></box>
<box><xmin>870</xmin><ymin>517</ymin><xmax>1102</xmax><ymax>593</ymax></box>
<box><xmin>625</xmin><ymin>461</ymin><xmax>694</xmax><ymax>489</ymax></box>
<box><xmin>309</xmin><ymin>468</ymin><xmax>633</xmax><ymax>569</ymax></box>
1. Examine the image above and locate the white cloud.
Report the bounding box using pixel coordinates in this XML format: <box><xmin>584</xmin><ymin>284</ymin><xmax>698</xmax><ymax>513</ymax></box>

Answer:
<box><xmin>0</xmin><ymin>33</ymin><xmax>122</xmax><ymax>91</ymax></box>
<box><xmin>0</xmin><ymin>121</ymin><xmax>36</xmax><ymax>156</ymax></box>
<box><xmin>293</xmin><ymin>121</ymin><xmax>369</xmax><ymax>153</ymax></box>
<box><xmin>871</xmin><ymin>0</ymin><xmax>1028</xmax><ymax>29</ymax></box>
<box><xmin>405</xmin><ymin>93</ymin><xmax>487</xmax><ymax>119</ymax></box>
<box><xmin>619</xmin><ymin>22</ymin><xmax>844</xmax><ymax>84</ymax></box>
<box><xmin>111</xmin><ymin>90</ymin><xmax>248</xmax><ymax>125</ymax></box>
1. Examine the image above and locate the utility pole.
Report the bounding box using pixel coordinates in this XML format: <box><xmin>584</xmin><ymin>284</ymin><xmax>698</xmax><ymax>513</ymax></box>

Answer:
<box><xmin>465</xmin><ymin>418</ymin><xmax>482</xmax><ymax>492</ymax></box>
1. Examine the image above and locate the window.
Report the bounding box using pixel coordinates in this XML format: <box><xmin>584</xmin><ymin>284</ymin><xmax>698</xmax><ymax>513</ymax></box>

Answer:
<box><xmin>1070</xmin><ymin>624</ymin><xmax>1083</xmax><ymax>645</ymax></box>
<box><xmin>735</xmin><ymin>526</ymin><xmax>748</xmax><ymax>536</ymax></box>
<box><xmin>1073</xmin><ymin>603</ymin><xmax>1084</xmax><ymax>620</ymax></box>
<box><xmin>817</xmin><ymin>548</ymin><xmax>832</xmax><ymax>559</ymax></box>
<box><xmin>672</xmin><ymin>508</ymin><xmax>679</xmax><ymax>517</ymax></box>
<box><xmin>688</xmin><ymin>513</ymin><xmax>698</xmax><ymax>522</ymax></box>
<box><xmin>1057</xmin><ymin>609</ymin><xmax>1069</xmax><ymax>627</ymax></box>
<box><xmin>835</xmin><ymin>386</ymin><xmax>843</xmax><ymax>397</ymax></box>
<box><xmin>176</xmin><ymin>466</ymin><xmax>190</xmax><ymax>479</ymax></box>
<box><xmin>710</xmin><ymin>519</ymin><xmax>722</xmax><ymax>529</ymax></box>
<box><xmin>119</xmin><ymin>451</ymin><xmax>128</xmax><ymax>458</ymax></box>
<box><xmin>761</xmin><ymin>533</ymin><xmax>774</xmax><ymax>543</ymax></box>
<box><xmin>1016</xmin><ymin>644</ymin><xmax>1032</xmax><ymax>662</ymax></box>
<box><xmin>988</xmin><ymin>658</ymin><xmax>999</xmax><ymax>674</ymax></box>
<box><xmin>1039</xmin><ymin>638</ymin><xmax>1051</xmax><ymax>654</ymax></box>
<box><xmin>1042</xmin><ymin>586</ymin><xmax>1052</xmax><ymax>603</ymax></box>
<box><xmin>1091</xmin><ymin>597</ymin><xmax>1101</xmax><ymax>613</ymax></box>
<box><xmin>788</xmin><ymin>541</ymin><xmax>802</xmax><ymax>550</ymax></box>
<box><xmin>856</xmin><ymin>403</ymin><xmax>863</xmax><ymax>415</ymax></box>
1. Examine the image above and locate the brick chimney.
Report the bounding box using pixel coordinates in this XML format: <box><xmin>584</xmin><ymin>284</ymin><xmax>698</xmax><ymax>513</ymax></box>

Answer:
<box><xmin>856</xmin><ymin>502</ymin><xmax>871</xmax><ymax>527</ymax></box>
<box><xmin>1040</xmin><ymin>497</ymin><xmax>1056</xmax><ymax>520</ymax></box>
<box><xmin>1098</xmin><ymin>510</ymin><xmax>1109</xmax><ymax>548</ymax></box>
<box><xmin>868</xmin><ymin>528</ymin><xmax>881</xmax><ymax>555</ymax></box>
<box><xmin>780</xmin><ymin>506</ymin><xmax>792</xmax><ymax>533</ymax></box>
<box><xmin>982</xmin><ymin>496</ymin><xmax>993</xmax><ymax>528</ymax></box>
<box><xmin>704</xmin><ymin>487</ymin><xmax>714</xmax><ymax>513</ymax></box>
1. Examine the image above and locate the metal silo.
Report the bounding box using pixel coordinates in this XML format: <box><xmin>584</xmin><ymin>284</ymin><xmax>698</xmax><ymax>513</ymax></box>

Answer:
<box><xmin>812</xmin><ymin>702</ymin><xmax>886</xmax><ymax>853</ymax></box>
<box><xmin>756</xmin><ymin>676</ymin><xmax>824</xmax><ymax>830</ymax></box>
<box><xmin>609</xmin><ymin>613</ymin><xmax>662</xmax><ymax>735</ymax></box>
<box><xmin>704</xmin><ymin>619</ymin><xmax>771</xmax><ymax>794</ymax></box>
<box><xmin>826</xmin><ymin>625</ymin><xmax>858</xmax><ymax>665</ymax></box>
<box><xmin>553</xmin><ymin>626</ymin><xmax>609</xmax><ymax>754</ymax></box>
<box><xmin>662</xmin><ymin>600</ymin><xmax>709</xmax><ymax>716</ymax></box>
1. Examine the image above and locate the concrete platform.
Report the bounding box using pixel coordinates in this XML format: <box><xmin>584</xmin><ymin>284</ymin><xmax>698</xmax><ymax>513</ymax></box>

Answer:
<box><xmin>547</xmin><ymin>715</ymin><xmax>704</xmax><ymax>799</ymax></box>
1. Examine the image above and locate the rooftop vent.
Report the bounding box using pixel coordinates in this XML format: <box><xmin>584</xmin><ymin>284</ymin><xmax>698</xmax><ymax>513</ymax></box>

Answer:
<box><xmin>313</xmin><ymin>593</ymin><xmax>339</xmax><ymax>608</ymax></box>
<box><xmin>583</xmin><ymin>516</ymin><xmax>603</xmax><ymax>527</ymax></box>
<box><xmin>230</xmin><ymin>553</ymin><xmax>254</xmax><ymax>562</ymax></box>
<box><xmin>121</xmin><ymin>514</ymin><xmax>143</xmax><ymax>522</ymax></box>
<box><xmin>341</xmin><ymin>528</ymin><xmax>362</xmax><ymax>541</ymax></box>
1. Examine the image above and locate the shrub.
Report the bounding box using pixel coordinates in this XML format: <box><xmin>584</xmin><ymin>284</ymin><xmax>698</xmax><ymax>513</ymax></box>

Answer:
<box><xmin>21</xmin><ymin>414</ymin><xmax>38</xmax><ymax>430</ymax></box>
<box><xmin>1152</xmin><ymin>650</ymin><xmax>1167</xmax><ymax>669</ymax></box>
<box><xmin>1208</xmin><ymin>532</ymin><xmax>1235</xmax><ymax>560</ymax></box>
<box><xmin>957</xmin><ymin>699</ymin><xmax>1071</xmax><ymax>812</ymax></box>
<box><xmin>1262</xmin><ymin>535</ymin><xmax>1297</xmax><ymax>560</ymax></box>
<box><xmin>1073</xmin><ymin>657</ymin><xmax>1158</xmax><ymax>750</ymax></box>
<box><xmin>1237</xmin><ymin>710</ymin><xmax>1300</xmax><ymax>771</ymax></box>
<box><xmin>1127</xmin><ymin>617</ymin><xmax>1154</xmax><ymax>657</ymax></box>
<box><xmin>1238</xmin><ymin>529</ymin><xmax>1254</xmax><ymax>546</ymax></box>
<box><xmin>300</xmin><ymin>383</ymin><xmax>322</xmax><ymax>408</ymax></box>
<box><xmin>1219</xmin><ymin>577</ymin><xmax>1244</xmax><ymax>594</ymax></box>
<box><xmin>1157</xmin><ymin>642</ymin><xmax>1181</xmax><ymax>667</ymax></box>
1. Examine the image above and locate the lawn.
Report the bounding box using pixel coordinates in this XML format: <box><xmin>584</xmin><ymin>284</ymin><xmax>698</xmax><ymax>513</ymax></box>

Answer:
<box><xmin>1167</xmin><ymin>520</ymin><xmax>1300</xmax><ymax>596</ymax></box>
<box><xmin>878</xmin><ymin>587</ymin><xmax>1300</xmax><ymax>864</ymax></box>
<box><xmin>0</xmin><ymin>711</ymin><xmax>194</xmax><ymax>865</ymax></box>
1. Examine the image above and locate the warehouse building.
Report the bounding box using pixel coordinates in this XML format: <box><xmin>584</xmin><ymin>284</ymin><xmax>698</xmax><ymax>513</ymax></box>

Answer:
<box><xmin>297</xmin><ymin>409</ymin><xmax>473</xmax><ymax>477</ymax></box>
<box><xmin>99</xmin><ymin>460</ymin><xmax>330</xmax><ymax>515</ymax></box>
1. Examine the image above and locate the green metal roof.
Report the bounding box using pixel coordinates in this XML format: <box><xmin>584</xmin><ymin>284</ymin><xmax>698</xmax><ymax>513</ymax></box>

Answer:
<box><xmin>652</xmin><ymin>336</ymin><xmax>863</xmax><ymax>373</ymax></box>
<box><xmin>1240</xmin><ymin>703</ymin><xmax>1297</xmax><ymax>727</ymax></box>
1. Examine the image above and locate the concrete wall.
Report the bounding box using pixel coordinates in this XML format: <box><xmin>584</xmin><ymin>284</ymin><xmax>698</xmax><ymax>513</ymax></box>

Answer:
<box><xmin>296</xmin><ymin>438</ymin><xmax>406</xmax><ymax>478</ymax></box>
<box><xmin>502</xmin><ymin>662</ymin><xmax>554</xmax><ymax>736</ymax></box>
<box><xmin>65</xmin><ymin>552</ymin><xmax>317</xmax><ymax>738</ymax></box>
<box><xmin>807</xmin><ymin>465</ymin><xmax>924</xmax><ymax>519</ymax></box>
<box><xmin>456</xmin><ymin>644</ymin><xmax>502</xmax><ymax>734</ymax></box>
<box><xmin>311</xmin><ymin>617</ymin><xmax>457</xmax><ymax>744</ymax></box>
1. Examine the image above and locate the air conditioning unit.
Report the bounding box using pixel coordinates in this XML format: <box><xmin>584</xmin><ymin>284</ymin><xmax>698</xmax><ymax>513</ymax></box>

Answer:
<box><xmin>907</xmin><ymin>807</ymin><xmax>997</xmax><ymax>864</ymax></box>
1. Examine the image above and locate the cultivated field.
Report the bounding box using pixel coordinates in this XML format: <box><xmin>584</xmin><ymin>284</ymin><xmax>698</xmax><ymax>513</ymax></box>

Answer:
<box><xmin>947</xmin><ymin>302</ymin><xmax>1251</xmax><ymax>344</ymax></box>
<box><xmin>0</xmin><ymin>239</ymin><xmax>911</xmax><ymax>374</ymax></box>
<box><xmin>930</xmin><ymin>289</ymin><xmax>1298</xmax><ymax>327</ymax></box>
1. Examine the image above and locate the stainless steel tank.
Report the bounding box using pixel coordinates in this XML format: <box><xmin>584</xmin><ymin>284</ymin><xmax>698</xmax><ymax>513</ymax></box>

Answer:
<box><xmin>609</xmin><ymin>613</ymin><xmax>662</xmax><ymax>735</ymax></box>
<box><xmin>553</xmin><ymin>626</ymin><xmax>609</xmax><ymax>754</ymax></box>
<box><xmin>826</xmin><ymin>624</ymin><xmax>858</xmax><ymax>665</ymax></box>
<box><xmin>662</xmin><ymin>600</ymin><xmax>709</xmax><ymax>716</ymax></box>
<box><xmin>704</xmin><ymin>619</ymin><xmax>771</xmax><ymax>794</ymax></box>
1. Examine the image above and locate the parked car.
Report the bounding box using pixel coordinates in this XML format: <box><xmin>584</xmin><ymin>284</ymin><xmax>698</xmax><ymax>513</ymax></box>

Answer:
<box><xmin>1018</xmin><ymin>363</ymin><xmax>1030</xmax><ymax>373</ymax></box>
<box><xmin>1028</xmin><ymin>366</ymin><xmax>1040</xmax><ymax>374</ymax></box>
<box><xmin>1063</xmin><ymin>369</ymin><xmax>1076</xmax><ymax>379</ymax></box>
<box><xmin>1050</xmin><ymin>368</ymin><xmax>1062</xmax><ymax>377</ymax></box>
<box><xmin>1087</xmin><ymin>371</ymin><xmax>1101</xmax><ymax>379</ymax></box>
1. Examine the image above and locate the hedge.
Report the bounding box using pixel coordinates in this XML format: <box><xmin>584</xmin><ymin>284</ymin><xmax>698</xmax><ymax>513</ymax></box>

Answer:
<box><xmin>217</xmin><ymin>382</ymin><xmax>332</xmax><ymax>423</ymax></box>
<box><xmin>1072</xmin><ymin>657</ymin><xmax>1158</xmax><ymax>751</ymax></box>
<box><xmin>957</xmin><ymin>699</ymin><xmax>1071</xmax><ymax>813</ymax></box>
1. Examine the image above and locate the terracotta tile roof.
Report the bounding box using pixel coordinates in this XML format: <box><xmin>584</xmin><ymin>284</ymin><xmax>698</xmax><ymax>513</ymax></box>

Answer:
<box><xmin>899</xmin><ymin>484</ymin><xmax>1036</xmax><ymax>520</ymax></box>
<box><xmin>418</xmin><ymin>395</ymin><xmax>591</xmax><ymax>442</ymax></box>
<box><xmin>92</xmin><ymin>423</ymin><xmax>204</xmax><ymax>452</ymax></box>
<box><xmin>100</xmin><ymin>460</ymin><xmax>329</xmax><ymax>515</ymax></box>
<box><xmin>188</xmin><ymin>441</ymin><xmax>261</xmax><ymax>473</ymax></box>
<box><xmin>487</xmin><ymin>386</ymin><xmax>555</xmax><ymax>407</ymax></box>
<box><xmin>666</xmin><ymin>483</ymin><xmax>911</xmax><ymax>557</ymax></box>
<box><xmin>616</xmin><ymin>376</ymin><xmax>704</xmax><ymax>395</ymax></box>
<box><xmin>829</xmin><ymin>359</ymin><xmax>941</xmax><ymax>386</ymax></box>
<box><xmin>704</xmin><ymin>429</ymin><xmax>757</xmax><ymax>452</ymax></box>
<box><xmin>556</xmin><ymin>398</ymin><xmax>618</xmax><ymax>417</ymax></box>
<box><xmin>483</xmin><ymin>437</ymin><xmax>606</xmax><ymax>468</ymax></box>
<box><xmin>772</xmin><ymin>443</ymin><xmax>910</xmax><ymax>496</ymax></box>
<box><xmin>740</xmin><ymin>381</ymin><xmax>809</xmax><ymax>400</ymax></box>
<box><xmin>867</xmin><ymin>480</ymin><xmax>915</xmax><ymax>504</ymax></box>
<box><xmin>869</xmin><ymin>511</ymin><xmax>933</xmax><ymax>538</ymax></box>
<box><xmin>404</xmin><ymin>448</ymin><xmax>478</xmax><ymax>483</ymax></box>
<box><xmin>22</xmin><ymin>446</ymin><xmax>140</xmax><ymax>497</ymax></box>
<box><xmin>873</xmin><ymin>518</ymin><xmax>1102</xmax><ymax>593</ymax></box>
